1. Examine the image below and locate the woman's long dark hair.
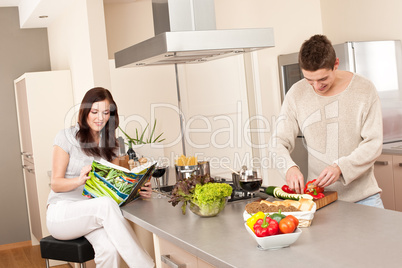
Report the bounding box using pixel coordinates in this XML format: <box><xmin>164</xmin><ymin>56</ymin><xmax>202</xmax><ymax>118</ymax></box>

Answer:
<box><xmin>76</xmin><ymin>87</ymin><xmax>119</xmax><ymax>161</ymax></box>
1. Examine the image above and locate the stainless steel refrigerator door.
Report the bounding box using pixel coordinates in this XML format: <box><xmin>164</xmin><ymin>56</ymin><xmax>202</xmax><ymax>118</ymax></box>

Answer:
<box><xmin>352</xmin><ymin>40</ymin><xmax>402</xmax><ymax>99</ymax></box>
<box><xmin>333</xmin><ymin>42</ymin><xmax>354</xmax><ymax>72</ymax></box>
<box><xmin>352</xmin><ymin>40</ymin><xmax>402</xmax><ymax>143</ymax></box>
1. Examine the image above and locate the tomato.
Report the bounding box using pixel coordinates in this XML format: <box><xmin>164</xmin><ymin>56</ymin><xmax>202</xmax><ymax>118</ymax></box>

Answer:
<box><xmin>286</xmin><ymin>215</ymin><xmax>299</xmax><ymax>228</ymax></box>
<box><xmin>278</xmin><ymin>216</ymin><xmax>296</xmax><ymax>234</ymax></box>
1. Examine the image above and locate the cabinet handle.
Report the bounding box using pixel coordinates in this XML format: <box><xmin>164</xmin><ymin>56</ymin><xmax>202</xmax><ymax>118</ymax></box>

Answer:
<box><xmin>21</xmin><ymin>152</ymin><xmax>33</xmax><ymax>159</ymax></box>
<box><xmin>375</xmin><ymin>161</ymin><xmax>389</xmax><ymax>166</ymax></box>
<box><xmin>22</xmin><ymin>164</ymin><xmax>35</xmax><ymax>173</ymax></box>
<box><xmin>161</xmin><ymin>255</ymin><xmax>186</xmax><ymax>268</ymax></box>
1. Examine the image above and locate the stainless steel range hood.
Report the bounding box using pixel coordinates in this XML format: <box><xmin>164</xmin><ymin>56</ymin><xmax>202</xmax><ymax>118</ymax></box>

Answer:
<box><xmin>114</xmin><ymin>0</ymin><xmax>274</xmax><ymax>67</ymax></box>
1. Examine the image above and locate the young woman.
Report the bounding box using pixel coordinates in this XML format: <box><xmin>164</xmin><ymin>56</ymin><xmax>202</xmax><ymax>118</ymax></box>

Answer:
<box><xmin>46</xmin><ymin>87</ymin><xmax>154</xmax><ymax>267</ymax></box>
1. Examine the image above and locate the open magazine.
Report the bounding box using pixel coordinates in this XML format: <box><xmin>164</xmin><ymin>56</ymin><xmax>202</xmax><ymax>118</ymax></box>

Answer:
<box><xmin>82</xmin><ymin>159</ymin><xmax>156</xmax><ymax>206</ymax></box>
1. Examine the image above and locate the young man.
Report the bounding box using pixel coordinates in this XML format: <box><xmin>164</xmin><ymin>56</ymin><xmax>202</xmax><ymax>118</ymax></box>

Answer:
<box><xmin>270</xmin><ymin>35</ymin><xmax>384</xmax><ymax>208</ymax></box>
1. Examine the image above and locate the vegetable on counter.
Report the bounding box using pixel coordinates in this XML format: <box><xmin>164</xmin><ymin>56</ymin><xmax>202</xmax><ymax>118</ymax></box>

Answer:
<box><xmin>168</xmin><ymin>174</ymin><xmax>233</xmax><ymax>215</ymax></box>
<box><xmin>281</xmin><ymin>185</ymin><xmax>295</xmax><ymax>194</ymax></box>
<box><xmin>253</xmin><ymin>214</ymin><xmax>279</xmax><ymax>237</ymax></box>
<box><xmin>265</xmin><ymin>186</ymin><xmax>313</xmax><ymax>201</ymax></box>
<box><xmin>269</xmin><ymin>209</ymin><xmax>286</xmax><ymax>224</ymax></box>
<box><xmin>247</xmin><ymin>211</ymin><xmax>265</xmax><ymax>232</ymax></box>
<box><xmin>279</xmin><ymin>215</ymin><xmax>298</xmax><ymax>234</ymax></box>
<box><xmin>304</xmin><ymin>179</ymin><xmax>325</xmax><ymax>199</ymax></box>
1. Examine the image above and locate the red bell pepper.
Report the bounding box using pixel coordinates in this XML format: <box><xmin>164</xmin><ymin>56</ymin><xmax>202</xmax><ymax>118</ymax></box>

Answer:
<box><xmin>304</xmin><ymin>179</ymin><xmax>324</xmax><ymax>195</ymax></box>
<box><xmin>281</xmin><ymin>185</ymin><xmax>295</xmax><ymax>194</ymax></box>
<box><xmin>253</xmin><ymin>214</ymin><xmax>279</xmax><ymax>237</ymax></box>
<box><xmin>309</xmin><ymin>192</ymin><xmax>325</xmax><ymax>200</ymax></box>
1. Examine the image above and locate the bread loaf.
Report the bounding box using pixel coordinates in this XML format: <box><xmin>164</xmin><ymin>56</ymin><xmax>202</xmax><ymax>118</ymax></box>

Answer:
<box><xmin>245</xmin><ymin>198</ymin><xmax>314</xmax><ymax>214</ymax></box>
<box><xmin>299</xmin><ymin>198</ymin><xmax>314</xmax><ymax>211</ymax></box>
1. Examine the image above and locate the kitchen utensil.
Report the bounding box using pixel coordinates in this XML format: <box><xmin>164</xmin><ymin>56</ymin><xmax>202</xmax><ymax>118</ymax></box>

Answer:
<box><xmin>198</xmin><ymin>161</ymin><xmax>210</xmax><ymax>176</ymax></box>
<box><xmin>222</xmin><ymin>163</ymin><xmax>239</xmax><ymax>175</ymax></box>
<box><xmin>314</xmin><ymin>191</ymin><xmax>338</xmax><ymax>210</ymax></box>
<box><xmin>175</xmin><ymin>161</ymin><xmax>210</xmax><ymax>181</ymax></box>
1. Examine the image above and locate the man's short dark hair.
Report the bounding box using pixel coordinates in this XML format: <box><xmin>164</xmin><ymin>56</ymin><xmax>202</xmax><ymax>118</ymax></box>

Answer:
<box><xmin>298</xmin><ymin>34</ymin><xmax>336</xmax><ymax>71</ymax></box>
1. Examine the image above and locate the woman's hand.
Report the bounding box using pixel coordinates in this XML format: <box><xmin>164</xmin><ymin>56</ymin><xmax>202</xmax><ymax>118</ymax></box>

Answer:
<box><xmin>139</xmin><ymin>181</ymin><xmax>153</xmax><ymax>199</ymax></box>
<box><xmin>77</xmin><ymin>165</ymin><xmax>92</xmax><ymax>186</ymax></box>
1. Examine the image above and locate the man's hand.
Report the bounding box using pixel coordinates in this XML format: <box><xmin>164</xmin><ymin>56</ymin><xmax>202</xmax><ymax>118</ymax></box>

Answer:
<box><xmin>315</xmin><ymin>163</ymin><xmax>342</xmax><ymax>188</ymax></box>
<box><xmin>286</xmin><ymin>166</ymin><xmax>304</xmax><ymax>194</ymax></box>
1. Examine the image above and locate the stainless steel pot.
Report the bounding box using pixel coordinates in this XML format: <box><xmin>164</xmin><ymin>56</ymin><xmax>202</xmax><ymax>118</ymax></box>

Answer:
<box><xmin>175</xmin><ymin>161</ymin><xmax>210</xmax><ymax>181</ymax></box>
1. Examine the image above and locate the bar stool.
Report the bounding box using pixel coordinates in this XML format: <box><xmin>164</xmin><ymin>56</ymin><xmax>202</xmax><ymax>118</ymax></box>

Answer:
<box><xmin>40</xmin><ymin>235</ymin><xmax>95</xmax><ymax>268</ymax></box>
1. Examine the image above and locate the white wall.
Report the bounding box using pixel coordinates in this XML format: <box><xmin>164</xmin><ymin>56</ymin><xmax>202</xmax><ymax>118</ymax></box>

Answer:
<box><xmin>47</xmin><ymin>0</ymin><xmax>111</xmax><ymax>105</ymax></box>
<box><xmin>104</xmin><ymin>0</ymin><xmax>154</xmax><ymax>60</ymax></box>
<box><xmin>321</xmin><ymin>0</ymin><xmax>402</xmax><ymax>43</ymax></box>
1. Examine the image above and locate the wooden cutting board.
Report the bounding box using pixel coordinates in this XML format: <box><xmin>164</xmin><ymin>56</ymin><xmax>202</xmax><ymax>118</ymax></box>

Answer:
<box><xmin>314</xmin><ymin>191</ymin><xmax>338</xmax><ymax>210</ymax></box>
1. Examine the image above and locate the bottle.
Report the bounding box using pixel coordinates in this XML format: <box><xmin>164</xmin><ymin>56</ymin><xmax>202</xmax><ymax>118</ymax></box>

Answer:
<box><xmin>127</xmin><ymin>141</ymin><xmax>137</xmax><ymax>160</ymax></box>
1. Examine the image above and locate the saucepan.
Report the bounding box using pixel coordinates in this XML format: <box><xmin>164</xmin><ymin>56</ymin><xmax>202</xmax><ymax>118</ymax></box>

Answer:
<box><xmin>175</xmin><ymin>161</ymin><xmax>210</xmax><ymax>181</ymax></box>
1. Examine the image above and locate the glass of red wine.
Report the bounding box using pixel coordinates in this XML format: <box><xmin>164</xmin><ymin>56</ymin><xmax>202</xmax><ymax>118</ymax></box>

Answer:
<box><xmin>152</xmin><ymin>165</ymin><xmax>168</xmax><ymax>198</ymax></box>
<box><xmin>239</xmin><ymin>177</ymin><xmax>262</xmax><ymax>197</ymax></box>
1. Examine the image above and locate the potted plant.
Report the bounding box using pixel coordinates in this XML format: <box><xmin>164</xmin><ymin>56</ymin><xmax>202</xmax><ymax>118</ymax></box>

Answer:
<box><xmin>119</xmin><ymin>119</ymin><xmax>166</xmax><ymax>161</ymax></box>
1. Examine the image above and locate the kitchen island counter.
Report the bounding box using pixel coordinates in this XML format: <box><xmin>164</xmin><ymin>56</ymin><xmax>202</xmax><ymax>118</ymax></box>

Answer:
<box><xmin>122</xmin><ymin>195</ymin><xmax>402</xmax><ymax>268</ymax></box>
<box><xmin>382</xmin><ymin>140</ymin><xmax>402</xmax><ymax>155</ymax></box>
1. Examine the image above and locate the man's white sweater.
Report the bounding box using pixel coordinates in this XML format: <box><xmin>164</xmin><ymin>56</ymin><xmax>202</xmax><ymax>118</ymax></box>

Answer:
<box><xmin>270</xmin><ymin>74</ymin><xmax>383</xmax><ymax>202</ymax></box>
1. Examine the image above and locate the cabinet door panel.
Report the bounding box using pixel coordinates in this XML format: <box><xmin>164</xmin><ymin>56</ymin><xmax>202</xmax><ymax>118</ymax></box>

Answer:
<box><xmin>374</xmin><ymin>154</ymin><xmax>395</xmax><ymax>210</ymax></box>
<box><xmin>393</xmin><ymin>155</ymin><xmax>402</xmax><ymax>212</ymax></box>
<box><xmin>197</xmin><ymin>258</ymin><xmax>215</xmax><ymax>268</ymax></box>
<box><xmin>23</xmin><ymin>168</ymin><xmax>42</xmax><ymax>239</ymax></box>
<box><xmin>158</xmin><ymin>236</ymin><xmax>198</xmax><ymax>268</ymax></box>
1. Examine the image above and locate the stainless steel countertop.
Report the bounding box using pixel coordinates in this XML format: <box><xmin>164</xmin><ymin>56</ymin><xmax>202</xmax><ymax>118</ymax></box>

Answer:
<box><xmin>121</xmin><ymin>195</ymin><xmax>402</xmax><ymax>268</ymax></box>
<box><xmin>382</xmin><ymin>141</ymin><xmax>402</xmax><ymax>155</ymax></box>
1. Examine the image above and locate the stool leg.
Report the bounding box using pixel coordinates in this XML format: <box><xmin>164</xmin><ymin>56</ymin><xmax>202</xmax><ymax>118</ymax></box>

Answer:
<box><xmin>45</xmin><ymin>259</ymin><xmax>50</xmax><ymax>268</ymax></box>
<box><xmin>80</xmin><ymin>263</ymin><xmax>86</xmax><ymax>268</ymax></box>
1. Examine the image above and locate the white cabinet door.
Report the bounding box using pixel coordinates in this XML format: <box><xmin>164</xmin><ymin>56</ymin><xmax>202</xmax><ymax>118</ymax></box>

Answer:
<box><xmin>14</xmin><ymin>70</ymin><xmax>74</xmax><ymax>243</ymax></box>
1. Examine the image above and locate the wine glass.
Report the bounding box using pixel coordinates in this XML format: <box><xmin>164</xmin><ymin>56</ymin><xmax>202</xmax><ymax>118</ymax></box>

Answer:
<box><xmin>239</xmin><ymin>176</ymin><xmax>262</xmax><ymax>198</ymax></box>
<box><xmin>151</xmin><ymin>165</ymin><xmax>168</xmax><ymax>198</ymax></box>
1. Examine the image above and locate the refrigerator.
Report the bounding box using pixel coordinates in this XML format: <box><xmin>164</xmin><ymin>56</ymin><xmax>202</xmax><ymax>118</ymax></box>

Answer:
<box><xmin>278</xmin><ymin>40</ymin><xmax>402</xmax><ymax>178</ymax></box>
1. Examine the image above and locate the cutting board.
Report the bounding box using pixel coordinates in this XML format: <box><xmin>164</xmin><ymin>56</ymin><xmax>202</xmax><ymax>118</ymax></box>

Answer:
<box><xmin>314</xmin><ymin>191</ymin><xmax>338</xmax><ymax>210</ymax></box>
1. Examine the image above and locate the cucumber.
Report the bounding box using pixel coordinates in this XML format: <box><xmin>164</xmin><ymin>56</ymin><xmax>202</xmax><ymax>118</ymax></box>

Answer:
<box><xmin>265</xmin><ymin>186</ymin><xmax>277</xmax><ymax>196</ymax></box>
<box><xmin>267</xmin><ymin>186</ymin><xmax>313</xmax><ymax>200</ymax></box>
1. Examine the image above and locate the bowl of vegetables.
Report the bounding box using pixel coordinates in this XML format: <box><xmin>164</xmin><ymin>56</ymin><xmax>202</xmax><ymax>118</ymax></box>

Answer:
<box><xmin>168</xmin><ymin>174</ymin><xmax>232</xmax><ymax>217</ymax></box>
<box><xmin>245</xmin><ymin>212</ymin><xmax>302</xmax><ymax>250</ymax></box>
<box><xmin>189</xmin><ymin>196</ymin><xmax>228</xmax><ymax>217</ymax></box>
<box><xmin>245</xmin><ymin>223</ymin><xmax>302</xmax><ymax>250</ymax></box>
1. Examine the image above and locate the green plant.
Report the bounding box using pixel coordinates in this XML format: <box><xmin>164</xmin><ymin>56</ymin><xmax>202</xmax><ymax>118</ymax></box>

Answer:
<box><xmin>119</xmin><ymin>119</ymin><xmax>165</xmax><ymax>145</ymax></box>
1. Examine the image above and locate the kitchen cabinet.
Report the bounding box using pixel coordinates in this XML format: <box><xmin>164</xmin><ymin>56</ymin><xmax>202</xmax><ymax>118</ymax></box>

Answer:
<box><xmin>393</xmin><ymin>155</ymin><xmax>402</xmax><ymax>211</ymax></box>
<box><xmin>153</xmin><ymin>235</ymin><xmax>215</xmax><ymax>268</ymax></box>
<box><xmin>374</xmin><ymin>153</ymin><xmax>402</xmax><ymax>211</ymax></box>
<box><xmin>14</xmin><ymin>70</ymin><xmax>74</xmax><ymax>244</ymax></box>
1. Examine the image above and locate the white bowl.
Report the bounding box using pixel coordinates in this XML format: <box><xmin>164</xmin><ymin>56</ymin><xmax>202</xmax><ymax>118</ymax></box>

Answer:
<box><xmin>245</xmin><ymin>223</ymin><xmax>302</xmax><ymax>250</ymax></box>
